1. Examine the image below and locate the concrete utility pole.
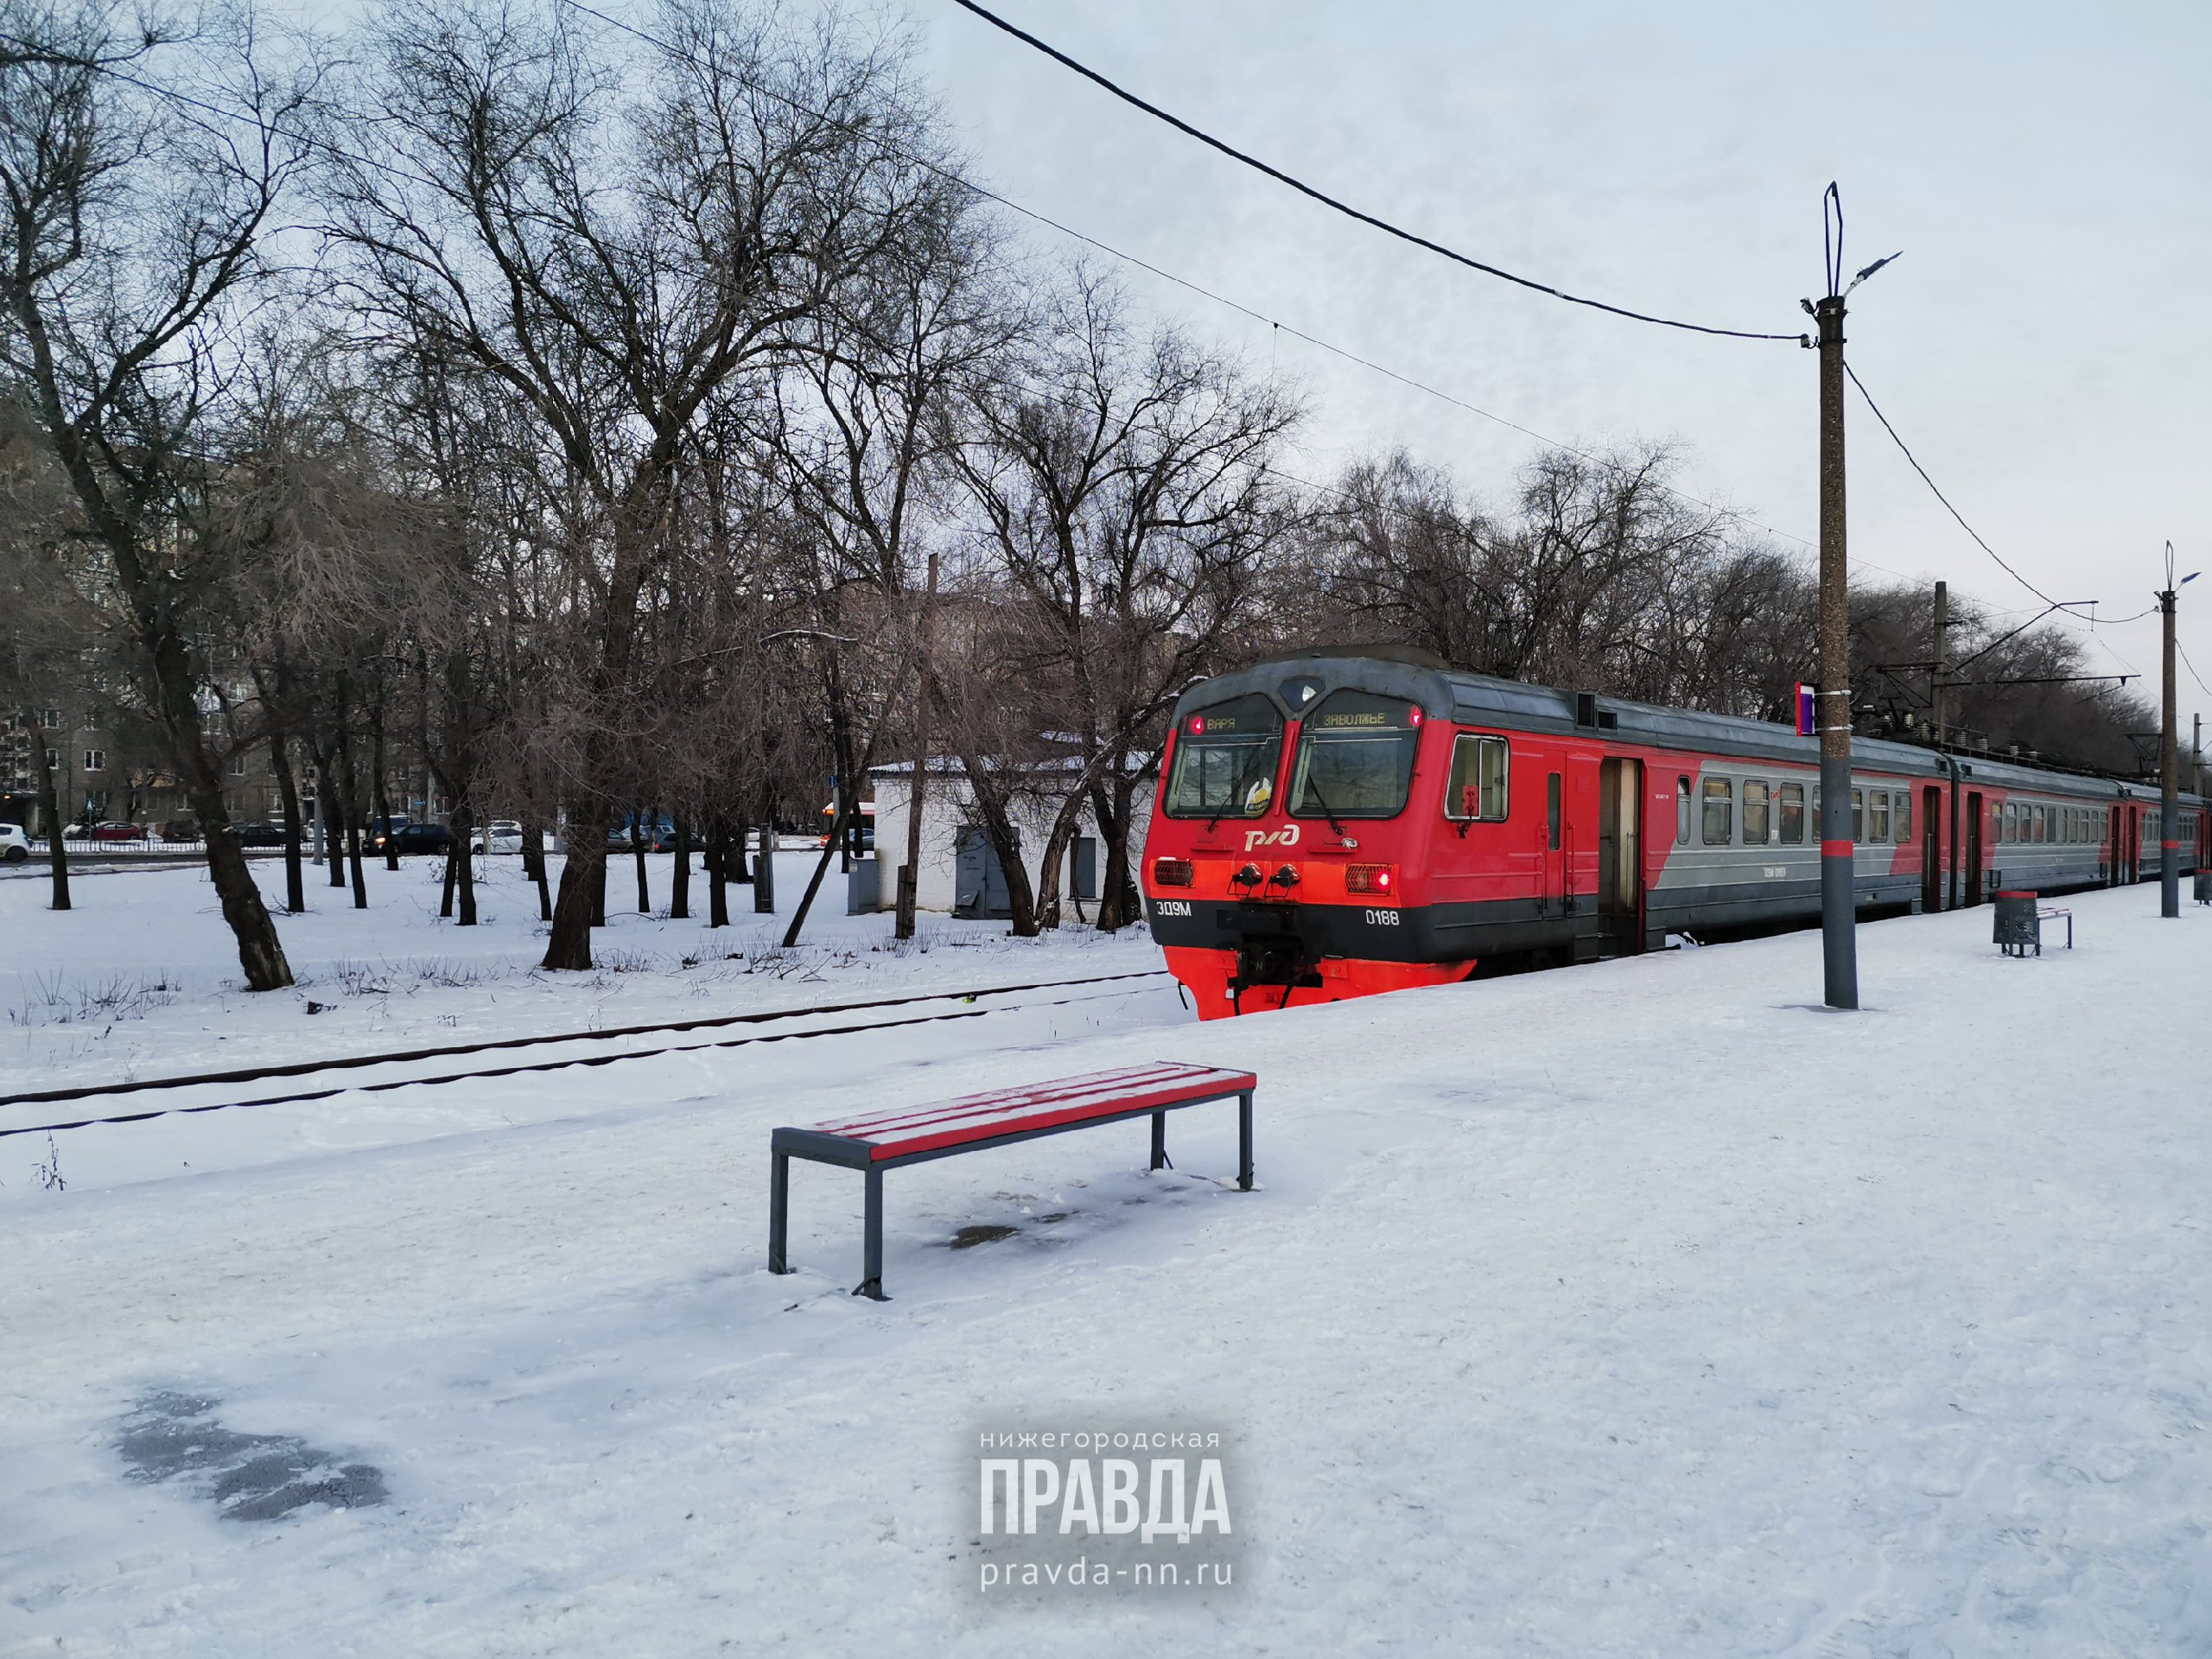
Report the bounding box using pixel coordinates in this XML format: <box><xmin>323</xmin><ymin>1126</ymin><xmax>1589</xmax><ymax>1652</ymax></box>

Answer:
<box><xmin>1811</xmin><ymin>287</ymin><xmax>1858</xmax><ymax>1007</ymax></box>
<box><xmin>2158</xmin><ymin>540</ymin><xmax>2196</xmax><ymax>918</ymax></box>
<box><xmin>1930</xmin><ymin>580</ymin><xmax>1949</xmax><ymax>747</ymax></box>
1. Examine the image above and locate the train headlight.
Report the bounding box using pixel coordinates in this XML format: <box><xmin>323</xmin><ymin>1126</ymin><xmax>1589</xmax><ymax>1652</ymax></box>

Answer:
<box><xmin>1151</xmin><ymin>857</ymin><xmax>1194</xmax><ymax>888</ymax></box>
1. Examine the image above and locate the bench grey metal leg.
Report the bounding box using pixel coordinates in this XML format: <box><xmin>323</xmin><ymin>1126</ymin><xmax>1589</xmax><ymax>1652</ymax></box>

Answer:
<box><xmin>855</xmin><ymin>1165</ymin><xmax>887</xmax><ymax>1300</ymax></box>
<box><xmin>1150</xmin><ymin>1110</ymin><xmax>1167</xmax><ymax>1172</ymax></box>
<box><xmin>769</xmin><ymin>1149</ymin><xmax>791</xmax><ymax>1274</ymax></box>
<box><xmin>1237</xmin><ymin>1091</ymin><xmax>1254</xmax><ymax>1191</ymax></box>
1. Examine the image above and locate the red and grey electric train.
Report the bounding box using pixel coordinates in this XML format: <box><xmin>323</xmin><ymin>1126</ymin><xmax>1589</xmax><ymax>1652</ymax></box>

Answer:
<box><xmin>1141</xmin><ymin>647</ymin><xmax>2209</xmax><ymax>1019</ymax></box>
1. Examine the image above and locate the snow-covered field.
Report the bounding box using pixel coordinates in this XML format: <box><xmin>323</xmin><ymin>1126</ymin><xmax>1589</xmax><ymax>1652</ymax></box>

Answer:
<box><xmin>0</xmin><ymin>850</ymin><xmax>1160</xmax><ymax>1091</ymax></box>
<box><xmin>3</xmin><ymin>867</ymin><xmax>2209</xmax><ymax>1656</ymax></box>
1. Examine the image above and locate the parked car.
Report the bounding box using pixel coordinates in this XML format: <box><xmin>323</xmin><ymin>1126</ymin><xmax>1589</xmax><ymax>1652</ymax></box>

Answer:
<box><xmin>609</xmin><ymin>814</ymin><xmax>676</xmax><ymax>851</ymax></box>
<box><xmin>88</xmin><ymin>821</ymin><xmax>149</xmax><ymax>842</ymax></box>
<box><xmin>471</xmin><ymin>819</ymin><xmax>524</xmax><ymax>855</ymax></box>
<box><xmin>0</xmin><ymin>823</ymin><xmax>29</xmax><ymax>863</ymax></box>
<box><xmin>813</xmin><ymin>800</ymin><xmax>875</xmax><ymax>852</ymax></box>
<box><xmin>231</xmin><ymin>821</ymin><xmax>289</xmax><ymax>847</ymax></box>
<box><xmin>157</xmin><ymin>817</ymin><xmax>200</xmax><ymax>842</ymax></box>
<box><xmin>383</xmin><ymin>822</ymin><xmax>452</xmax><ymax>856</ymax></box>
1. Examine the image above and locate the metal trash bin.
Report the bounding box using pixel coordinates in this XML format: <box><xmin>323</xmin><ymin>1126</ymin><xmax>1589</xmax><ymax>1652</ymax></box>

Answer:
<box><xmin>1993</xmin><ymin>890</ymin><xmax>2040</xmax><ymax>957</ymax></box>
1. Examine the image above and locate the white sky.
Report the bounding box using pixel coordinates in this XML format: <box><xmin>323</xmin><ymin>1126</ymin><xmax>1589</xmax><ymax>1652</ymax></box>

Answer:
<box><xmin>915</xmin><ymin>0</ymin><xmax>2211</xmax><ymax>741</ymax></box>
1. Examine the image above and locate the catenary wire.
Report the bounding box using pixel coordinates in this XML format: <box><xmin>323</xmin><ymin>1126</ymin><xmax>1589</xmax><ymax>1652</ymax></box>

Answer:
<box><xmin>61</xmin><ymin>7</ymin><xmax>1936</xmax><ymax>594</ymax></box>
<box><xmin>557</xmin><ymin>0</ymin><xmax>1829</xmax><ymax>556</ymax></box>
<box><xmin>948</xmin><ymin>0</ymin><xmax>1802</xmax><ymax>344</ymax></box>
<box><xmin>1843</xmin><ymin>359</ymin><xmax>2068</xmax><ymax>610</ymax></box>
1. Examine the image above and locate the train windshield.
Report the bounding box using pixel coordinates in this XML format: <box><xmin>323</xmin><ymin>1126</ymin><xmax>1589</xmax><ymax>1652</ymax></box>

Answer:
<box><xmin>1287</xmin><ymin>690</ymin><xmax>1422</xmax><ymax>820</ymax></box>
<box><xmin>1164</xmin><ymin>695</ymin><xmax>1284</xmax><ymax>819</ymax></box>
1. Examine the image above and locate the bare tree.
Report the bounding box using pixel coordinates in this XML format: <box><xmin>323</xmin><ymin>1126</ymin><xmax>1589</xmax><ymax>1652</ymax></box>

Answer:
<box><xmin>323</xmin><ymin>0</ymin><xmax>950</xmax><ymax>969</ymax></box>
<box><xmin>0</xmin><ymin>0</ymin><xmax>312</xmax><ymax>988</ymax></box>
<box><xmin>950</xmin><ymin>270</ymin><xmax>1300</xmax><ymax>933</ymax></box>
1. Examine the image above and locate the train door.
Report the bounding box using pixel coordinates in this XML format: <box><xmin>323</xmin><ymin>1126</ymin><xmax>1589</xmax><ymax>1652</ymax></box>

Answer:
<box><xmin>1921</xmin><ymin>785</ymin><xmax>1942</xmax><ymax>912</ymax></box>
<box><xmin>1965</xmin><ymin>791</ymin><xmax>1984</xmax><ymax>906</ymax></box>
<box><xmin>1597</xmin><ymin>757</ymin><xmax>1643</xmax><ymax>953</ymax></box>
<box><xmin>2118</xmin><ymin>806</ymin><xmax>2135</xmax><ymax>883</ymax></box>
<box><xmin>1540</xmin><ymin>770</ymin><xmax>1564</xmax><ymax>914</ymax></box>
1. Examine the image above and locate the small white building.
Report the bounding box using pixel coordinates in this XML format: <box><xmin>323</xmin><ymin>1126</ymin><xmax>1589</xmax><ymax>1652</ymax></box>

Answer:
<box><xmin>862</xmin><ymin>758</ymin><xmax>1154</xmax><ymax>918</ymax></box>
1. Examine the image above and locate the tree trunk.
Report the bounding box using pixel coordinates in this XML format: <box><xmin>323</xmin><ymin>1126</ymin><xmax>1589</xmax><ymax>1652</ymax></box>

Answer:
<box><xmin>546</xmin><ymin>803</ymin><xmax>609</xmax><ymax>969</ymax></box>
<box><xmin>1029</xmin><ymin>787</ymin><xmax>1096</xmax><ymax>933</ymax></box>
<box><xmin>707</xmin><ymin>819</ymin><xmax>728</xmax><ymax>927</ymax></box>
<box><xmin>270</xmin><ymin>734</ymin><xmax>306</xmax><ymax>914</ymax></box>
<box><xmin>954</xmin><ymin>747</ymin><xmax>1039</xmax><ymax>936</ymax></box>
<box><xmin>440</xmin><ymin>842</ymin><xmax>457</xmax><ymax>918</ymax></box>
<box><xmin>670</xmin><ymin>817</ymin><xmax>691</xmax><ymax>920</ymax></box>
<box><xmin>453</xmin><ymin>798</ymin><xmax>476</xmax><ymax>925</ymax></box>
<box><xmin>372</xmin><ymin>709</ymin><xmax>399</xmax><ymax>873</ymax></box>
<box><xmin>753</xmin><ymin>821</ymin><xmax>777</xmax><ymax>912</ymax></box>
<box><xmin>336</xmin><ymin>724</ymin><xmax>369</xmax><ymax>910</ymax></box>
<box><xmin>632</xmin><ymin>806</ymin><xmax>652</xmax><ymax>914</ymax></box>
<box><xmin>781</xmin><ymin>804</ymin><xmax>848</xmax><ymax>948</ymax></box>
<box><xmin>315</xmin><ymin>748</ymin><xmax>346</xmax><ymax>888</ymax></box>
<box><xmin>524</xmin><ymin>821</ymin><xmax>553</xmax><ymax>922</ymax></box>
<box><xmin>31</xmin><ymin>720</ymin><xmax>69</xmax><ymax>911</ymax></box>
<box><xmin>1090</xmin><ymin>771</ymin><xmax>1139</xmax><ymax>932</ymax></box>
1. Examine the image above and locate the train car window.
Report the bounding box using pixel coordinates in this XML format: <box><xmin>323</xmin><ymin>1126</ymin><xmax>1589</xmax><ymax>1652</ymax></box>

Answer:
<box><xmin>2034</xmin><ymin>805</ymin><xmax>2047</xmax><ymax>843</ymax></box>
<box><xmin>1676</xmin><ymin>778</ymin><xmax>1692</xmax><ymax>845</ymax></box>
<box><xmin>1286</xmin><ymin>690</ymin><xmax>1422</xmax><ymax>820</ymax></box>
<box><xmin>1895</xmin><ymin>791</ymin><xmax>1911</xmax><ymax>843</ymax></box>
<box><xmin>1779</xmin><ymin>781</ymin><xmax>1806</xmax><ymax>843</ymax></box>
<box><xmin>1443</xmin><ymin>734</ymin><xmax>1510</xmax><ymax>822</ymax></box>
<box><xmin>2000</xmin><ymin>803</ymin><xmax>2014</xmax><ymax>843</ymax></box>
<box><xmin>1742</xmin><ymin>779</ymin><xmax>1770</xmax><ymax>845</ymax></box>
<box><xmin>1701</xmin><ymin>777</ymin><xmax>1733</xmax><ymax>845</ymax></box>
<box><xmin>1162</xmin><ymin>695</ymin><xmax>1284</xmax><ymax>819</ymax></box>
<box><xmin>1851</xmin><ymin>788</ymin><xmax>1864</xmax><ymax>842</ymax></box>
<box><xmin>1869</xmin><ymin>791</ymin><xmax>1890</xmax><ymax>843</ymax></box>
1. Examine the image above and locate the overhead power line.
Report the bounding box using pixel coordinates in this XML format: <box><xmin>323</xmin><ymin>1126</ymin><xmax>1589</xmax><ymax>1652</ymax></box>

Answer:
<box><xmin>949</xmin><ymin>0</ymin><xmax>1803</xmax><ymax>344</ymax></box>
<box><xmin>560</xmin><ymin>0</ymin><xmax>1847</xmax><ymax>557</ymax></box>
<box><xmin>2182</xmin><ymin>640</ymin><xmax>2211</xmax><ymax>701</ymax></box>
<box><xmin>1842</xmin><ymin>360</ymin><xmax>2069</xmax><ymax>610</ymax></box>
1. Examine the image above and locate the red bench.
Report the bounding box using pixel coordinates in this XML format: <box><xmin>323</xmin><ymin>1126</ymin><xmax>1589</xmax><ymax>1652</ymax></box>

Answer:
<box><xmin>769</xmin><ymin>1061</ymin><xmax>1257</xmax><ymax>1300</ymax></box>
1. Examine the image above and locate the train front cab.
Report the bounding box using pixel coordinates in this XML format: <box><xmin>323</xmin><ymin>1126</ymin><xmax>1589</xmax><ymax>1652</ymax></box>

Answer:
<box><xmin>1142</xmin><ymin>678</ymin><xmax>1486</xmax><ymax>1019</ymax></box>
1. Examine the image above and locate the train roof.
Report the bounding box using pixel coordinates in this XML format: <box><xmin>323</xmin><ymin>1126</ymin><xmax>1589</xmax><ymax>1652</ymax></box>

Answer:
<box><xmin>1181</xmin><ymin>650</ymin><xmax>2204</xmax><ymax>806</ymax></box>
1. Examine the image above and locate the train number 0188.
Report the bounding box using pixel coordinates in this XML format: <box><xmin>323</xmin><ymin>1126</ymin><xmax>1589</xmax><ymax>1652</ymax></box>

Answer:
<box><xmin>1363</xmin><ymin>907</ymin><xmax>1400</xmax><ymax>925</ymax></box>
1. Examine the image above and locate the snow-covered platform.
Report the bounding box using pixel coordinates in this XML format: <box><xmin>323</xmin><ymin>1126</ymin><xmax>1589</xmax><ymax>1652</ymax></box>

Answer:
<box><xmin>3</xmin><ymin>876</ymin><xmax>2209</xmax><ymax>1655</ymax></box>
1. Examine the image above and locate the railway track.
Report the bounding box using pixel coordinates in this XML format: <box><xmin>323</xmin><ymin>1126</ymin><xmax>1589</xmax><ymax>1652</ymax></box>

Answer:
<box><xmin>0</xmin><ymin>969</ymin><xmax>1176</xmax><ymax>1141</ymax></box>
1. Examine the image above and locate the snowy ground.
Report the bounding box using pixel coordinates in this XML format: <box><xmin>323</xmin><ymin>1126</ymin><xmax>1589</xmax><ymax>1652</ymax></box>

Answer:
<box><xmin>3</xmin><ymin>874</ymin><xmax>2209</xmax><ymax>1656</ymax></box>
<box><xmin>0</xmin><ymin>849</ymin><xmax>1160</xmax><ymax>1091</ymax></box>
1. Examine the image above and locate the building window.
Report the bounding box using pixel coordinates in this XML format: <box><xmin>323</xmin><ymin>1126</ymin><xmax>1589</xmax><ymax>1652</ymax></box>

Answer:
<box><xmin>1778</xmin><ymin>781</ymin><xmax>1806</xmax><ymax>843</ymax></box>
<box><xmin>228</xmin><ymin>753</ymin><xmax>247</xmax><ymax>777</ymax></box>
<box><xmin>82</xmin><ymin>749</ymin><xmax>105</xmax><ymax>772</ymax></box>
<box><xmin>38</xmin><ymin>708</ymin><xmax>60</xmax><ymax>730</ymax></box>
<box><xmin>1742</xmin><ymin>779</ymin><xmax>1770</xmax><ymax>845</ymax></box>
<box><xmin>1443</xmin><ymin>734</ymin><xmax>1510</xmax><ymax>822</ymax></box>
<box><xmin>1702</xmin><ymin>777</ymin><xmax>1733</xmax><ymax>845</ymax></box>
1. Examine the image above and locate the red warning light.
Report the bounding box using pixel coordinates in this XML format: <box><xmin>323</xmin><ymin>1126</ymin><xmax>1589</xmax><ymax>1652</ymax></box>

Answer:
<box><xmin>1189</xmin><ymin>715</ymin><xmax>1205</xmax><ymax>735</ymax></box>
<box><xmin>1408</xmin><ymin>707</ymin><xmax>1423</xmax><ymax>727</ymax></box>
